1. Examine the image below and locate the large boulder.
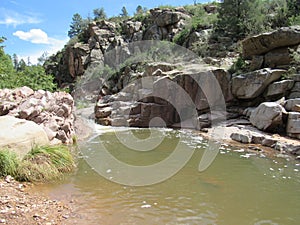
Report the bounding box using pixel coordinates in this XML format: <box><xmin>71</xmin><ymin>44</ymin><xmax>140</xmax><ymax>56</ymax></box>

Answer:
<box><xmin>0</xmin><ymin>116</ymin><xmax>49</xmax><ymax>158</ymax></box>
<box><xmin>232</xmin><ymin>68</ymin><xmax>285</xmax><ymax>99</ymax></box>
<box><xmin>286</xmin><ymin>112</ymin><xmax>300</xmax><ymax>139</ymax></box>
<box><xmin>242</xmin><ymin>26</ymin><xmax>300</xmax><ymax>58</ymax></box>
<box><xmin>249</xmin><ymin>102</ymin><xmax>287</xmax><ymax>132</ymax></box>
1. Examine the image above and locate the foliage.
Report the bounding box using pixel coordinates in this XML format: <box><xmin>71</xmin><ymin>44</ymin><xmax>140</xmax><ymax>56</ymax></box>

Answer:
<box><xmin>0</xmin><ymin>38</ymin><xmax>56</xmax><ymax>91</ymax></box>
<box><xmin>0</xmin><ymin>150</ymin><xmax>19</xmax><ymax>177</ymax></box>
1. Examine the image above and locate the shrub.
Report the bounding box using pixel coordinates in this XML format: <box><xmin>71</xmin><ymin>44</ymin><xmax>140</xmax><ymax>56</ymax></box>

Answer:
<box><xmin>0</xmin><ymin>145</ymin><xmax>75</xmax><ymax>182</ymax></box>
<box><xmin>0</xmin><ymin>149</ymin><xmax>19</xmax><ymax>177</ymax></box>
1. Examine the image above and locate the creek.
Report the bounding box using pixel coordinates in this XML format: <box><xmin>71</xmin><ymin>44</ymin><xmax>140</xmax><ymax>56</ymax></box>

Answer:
<box><xmin>33</xmin><ymin>127</ymin><xmax>300</xmax><ymax>225</ymax></box>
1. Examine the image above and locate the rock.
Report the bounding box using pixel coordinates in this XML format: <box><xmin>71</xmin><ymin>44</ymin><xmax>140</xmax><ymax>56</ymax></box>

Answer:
<box><xmin>204</xmin><ymin>4</ymin><xmax>218</xmax><ymax>14</ymax></box>
<box><xmin>251</xmin><ymin>133</ymin><xmax>265</xmax><ymax>144</ymax></box>
<box><xmin>232</xmin><ymin>68</ymin><xmax>285</xmax><ymax>99</ymax></box>
<box><xmin>288</xmin><ymin>92</ymin><xmax>300</xmax><ymax>99</ymax></box>
<box><xmin>0</xmin><ymin>87</ymin><xmax>75</xmax><ymax>144</ymax></box>
<box><xmin>286</xmin><ymin>112</ymin><xmax>300</xmax><ymax>139</ymax></box>
<box><xmin>243</xmin><ymin>107</ymin><xmax>256</xmax><ymax>118</ymax></box>
<box><xmin>155</xmin><ymin>11</ymin><xmax>184</xmax><ymax>27</ymax></box>
<box><xmin>230</xmin><ymin>132</ymin><xmax>252</xmax><ymax>143</ymax></box>
<box><xmin>284</xmin><ymin>98</ymin><xmax>300</xmax><ymax>111</ymax></box>
<box><xmin>292</xmin><ymin>104</ymin><xmax>300</xmax><ymax>112</ymax></box>
<box><xmin>249</xmin><ymin>102</ymin><xmax>287</xmax><ymax>132</ymax></box>
<box><xmin>261</xmin><ymin>137</ymin><xmax>277</xmax><ymax>147</ymax></box>
<box><xmin>242</xmin><ymin>26</ymin><xmax>300</xmax><ymax>58</ymax></box>
<box><xmin>250</xmin><ymin>55</ymin><xmax>264</xmax><ymax>70</ymax></box>
<box><xmin>0</xmin><ymin>116</ymin><xmax>49</xmax><ymax>159</ymax></box>
<box><xmin>266</xmin><ymin>80</ymin><xmax>294</xmax><ymax>97</ymax></box>
<box><xmin>263</xmin><ymin>47</ymin><xmax>292</xmax><ymax>68</ymax></box>
<box><xmin>290</xmin><ymin>74</ymin><xmax>300</xmax><ymax>82</ymax></box>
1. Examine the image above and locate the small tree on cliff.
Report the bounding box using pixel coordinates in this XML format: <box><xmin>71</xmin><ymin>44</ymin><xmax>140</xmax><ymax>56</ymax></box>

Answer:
<box><xmin>120</xmin><ymin>6</ymin><xmax>129</xmax><ymax>17</ymax></box>
<box><xmin>68</xmin><ymin>13</ymin><xmax>85</xmax><ymax>38</ymax></box>
<box><xmin>93</xmin><ymin>7</ymin><xmax>107</xmax><ymax>20</ymax></box>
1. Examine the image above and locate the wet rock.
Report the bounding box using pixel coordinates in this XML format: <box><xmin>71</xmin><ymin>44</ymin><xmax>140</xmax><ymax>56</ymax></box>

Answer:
<box><xmin>250</xmin><ymin>102</ymin><xmax>287</xmax><ymax>132</ymax></box>
<box><xmin>232</xmin><ymin>68</ymin><xmax>285</xmax><ymax>99</ymax></box>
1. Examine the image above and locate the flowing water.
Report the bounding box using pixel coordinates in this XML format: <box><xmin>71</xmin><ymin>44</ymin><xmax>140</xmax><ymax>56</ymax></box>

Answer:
<box><xmin>34</xmin><ymin>128</ymin><xmax>300</xmax><ymax>225</ymax></box>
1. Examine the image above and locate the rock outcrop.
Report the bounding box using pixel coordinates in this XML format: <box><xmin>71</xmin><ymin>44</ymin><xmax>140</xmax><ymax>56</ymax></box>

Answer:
<box><xmin>0</xmin><ymin>116</ymin><xmax>49</xmax><ymax>158</ymax></box>
<box><xmin>242</xmin><ymin>26</ymin><xmax>300</xmax><ymax>58</ymax></box>
<box><xmin>0</xmin><ymin>87</ymin><xmax>75</xmax><ymax>144</ymax></box>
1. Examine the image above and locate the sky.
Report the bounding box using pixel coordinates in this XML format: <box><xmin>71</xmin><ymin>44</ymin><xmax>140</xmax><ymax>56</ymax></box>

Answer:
<box><xmin>0</xmin><ymin>0</ymin><xmax>208</xmax><ymax>64</ymax></box>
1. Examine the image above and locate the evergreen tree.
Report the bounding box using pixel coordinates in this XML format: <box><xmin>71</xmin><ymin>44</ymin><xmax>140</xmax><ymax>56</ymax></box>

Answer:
<box><xmin>93</xmin><ymin>7</ymin><xmax>107</xmax><ymax>20</ymax></box>
<box><xmin>12</xmin><ymin>53</ymin><xmax>18</xmax><ymax>70</ymax></box>
<box><xmin>17</xmin><ymin>59</ymin><xmax>26</xmax><ymax>71</ymax></box>
<box><xmin>120</xmin><ymin>6</ymin><xmax>129</xmax><ymax>17</ymax></box>
<box><xmin>0</xmin><ymin>37</ymin><xmax>14</xmax><ymax>77</ymax></box>
<box><xmin>68</xmin><ymin>13</ymin><xmax>85</xmax><ymax>38</ymax></box>
<box><xmin>135</xmin><ymin>5</ymin><xmax>143</xmax><ymax>15</ymax></box>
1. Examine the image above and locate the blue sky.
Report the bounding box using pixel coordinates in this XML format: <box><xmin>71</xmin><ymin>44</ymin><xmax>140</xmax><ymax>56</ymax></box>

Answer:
<box><xmin>1</xmin><ymin>0</ymin><xmax>208</xmax><ymax>64</ymax></box>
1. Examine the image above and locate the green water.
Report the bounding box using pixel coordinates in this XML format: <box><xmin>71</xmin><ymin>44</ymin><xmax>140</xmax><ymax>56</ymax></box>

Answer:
<box><xmin>35</xmin><ymin>128</ymin><xmax>300</xmax><ymax>225</ymax></box>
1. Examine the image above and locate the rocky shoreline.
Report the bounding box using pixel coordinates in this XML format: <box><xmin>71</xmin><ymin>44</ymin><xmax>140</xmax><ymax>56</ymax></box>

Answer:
<box><xmin>0</xmin><ymin>176</ymin><xmax>72</xmax><ymax>225</ymax></box>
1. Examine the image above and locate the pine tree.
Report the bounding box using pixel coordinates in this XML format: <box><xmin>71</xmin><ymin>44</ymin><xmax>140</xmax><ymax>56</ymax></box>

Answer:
<box><xmin>93</xmin><ymin>7</ymin><xmax>107</xmax><ymax>20</ymax></box>
<box><xmin>68</xmin><ymin>13</ymin><xmax>85</xmax><ymax>38</ymax></box>
<box><xmin>135</xmin><ymin>5</ymin><xmax>143</xmax><ymax>15</ymax></box>
<box><xmin>120</xmin><ymin>6</ymin><xmax>129</xmax><ymax>17</ymax></box>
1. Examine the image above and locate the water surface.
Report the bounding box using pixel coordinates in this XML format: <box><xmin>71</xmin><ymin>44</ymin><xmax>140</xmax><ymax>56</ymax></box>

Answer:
<box><xmin>34</xmin><ymin>128</ymin><xmax>300</xmax><ymax>225</ymax></box>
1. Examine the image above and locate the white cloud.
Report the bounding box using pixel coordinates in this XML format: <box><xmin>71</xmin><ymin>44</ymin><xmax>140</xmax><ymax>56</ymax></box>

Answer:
<box><xmin>17</xmin><ymin>37</ymin><xmax>69</xmax><ymax>65</ymax></box>
<box><xmin>13</xmin><ymin>29</ymin><xmax>49</xmax><ymax>44</ymax></box>
<box><xmin>0</xmin><ymin>8</ymin><xmax>41</xmax><ymax>27</ymax></box>
<box><xmin>13</xmin><ymin>28</ymin><xmax>69</xmax><ymax>64</ymax></box>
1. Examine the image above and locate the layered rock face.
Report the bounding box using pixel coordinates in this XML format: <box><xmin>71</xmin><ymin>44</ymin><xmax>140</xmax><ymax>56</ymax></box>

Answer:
<box><xmin>0</xmin><ymin>87</ymin><xmax>75</xmax><ymax>144</ymax></box>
